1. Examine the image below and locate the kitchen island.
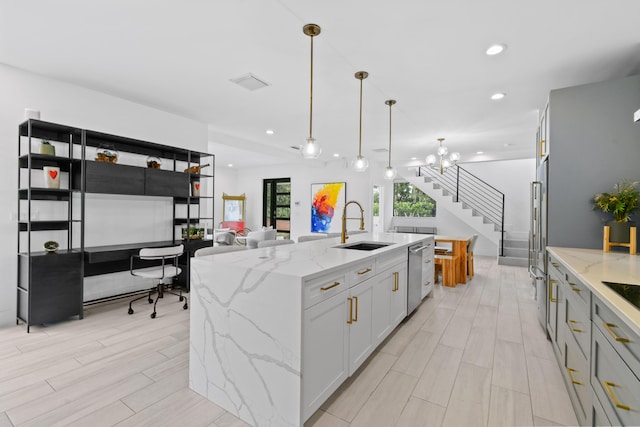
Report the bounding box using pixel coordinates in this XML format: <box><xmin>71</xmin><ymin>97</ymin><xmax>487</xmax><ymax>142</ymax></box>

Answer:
<box><xmin>189</xmin><ymin>232</ymin><xmax>433</xmax><ymax>427</ymax></box>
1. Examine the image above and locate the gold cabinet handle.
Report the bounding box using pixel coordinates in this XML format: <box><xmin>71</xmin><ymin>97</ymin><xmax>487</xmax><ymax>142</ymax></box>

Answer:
<box><xmin>569</xmin><ymin>283</ymin><xmax>582</xmax><ymax>293</ymax></box>
<box><xmin>357</xmin><ymin>267</ymin><xmax>372</xmax><ymax>275</ymax></box>
<box><xmin>424</xmin><ymin>259</ymin><xmax>431</xmax><ymax>264</ymax></box>
<box><xmin>549</xmin><ymin>283</ymin><xmax>557</xmax><ymax>303</ymax></box>
<box><xmin>353</xmin><ymin>296</ymin><xmax>358</xmax><ymax>322</ymax></box>
<box><xmin>566</xmin><ymin>368</ymin><xmax>581</xmax><ymax>385</ymax></box>
<box><xmin>604</xmin><ymin>323</ymin><xmax>630</xmax><ymax>343</ymax></box>
<box><xmin>424</xmin><ymin>281</ymin><xmax>431</xmax><ymax>286</ymax></box>
<box><xmin>539</xmin><ymin>139</ymin><xmax>546</xmax><ymax>157</ymax></box>
<box><xmin>603</xmin><ymin>381</ymin><xmax>631</xmax><ymax>411</ymax></box>
<box><xmin>347</xmin><ymin>297</ymin><xmax>353</xmax><ymax>324</ymax></box>
<box><xmin>320</xmin><ymin>281</ymin><xmax>340</xmax><ymax>291</ymax></box>
<box><xmin>551</xmin><ymin>262</ymin><xmax>559</xmax><ymax>268</ymax></box>
<box><xmin>549</xmin><ymin>279</ymin><xmax>558</xmax><ymax>284</ymax></box>
<box><xmin>568</xmin><ymin>320</ymin><xmax>583</xmax><ymax>333</ymax></box>
<box><xmin>392</xmin><ymin>272</ymin><xmax>399</xmax><ymax>292</ymax></box>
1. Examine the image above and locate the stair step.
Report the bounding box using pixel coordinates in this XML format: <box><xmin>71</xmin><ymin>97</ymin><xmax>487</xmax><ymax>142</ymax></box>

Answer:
<box><xmin>503</xmin><ymin>247</ymin><xmax>528</xmax><ymax>258</ymax></box>
<box><xmin>498</xmin><ymin>256</ymin><xmax>529</xmax><ymax>267</ymax></box>
<box><xmin>502</xmin><ymin>239</ymin><xmax>528</xmax><ymax>249</ymax></box>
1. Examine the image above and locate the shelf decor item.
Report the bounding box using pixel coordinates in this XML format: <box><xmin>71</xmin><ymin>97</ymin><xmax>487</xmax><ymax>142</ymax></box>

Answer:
<box><xmin>95</xmin><ymin>144</ymin><xmax>118</xmax><ymax>163</ymax></box>
<box><xmin>184</xmin><ymin>163</ymin><xmax>210</xmax><ymax>174</ymax></box>
<box><xmin>43</xmin><ymin>166</ymin><xmax>60</xmax><ymax>189</ymax></box>
<box><xmin>43</xmin><ymin>240</ymin><xmax>59</xmax><ymax>253</ymax></box>
<box><xmin>191</xmin><ymin>181</ymin><xmax>200</xmax><ymax>197</ymax></box>
<box><xmin>146</xmin><ymin>156</ymin><xmax>161</xmax><ymax>169</ymax></box>
<box><xmin>594</xmin><ymin>180</ymin><xmax>639</xmax><ymax>243</ymax></box>
<box><xmin>39</xmin><ymin>140</ymin><xmax>55</xmax><ymax>156</ymax></box>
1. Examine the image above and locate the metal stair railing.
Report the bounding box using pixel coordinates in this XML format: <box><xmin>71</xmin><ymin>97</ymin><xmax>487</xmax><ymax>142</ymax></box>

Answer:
<box><xmin>417</xmin><ymin>165</ymin><xmax>505</xmax><ymax>256</ymax></box>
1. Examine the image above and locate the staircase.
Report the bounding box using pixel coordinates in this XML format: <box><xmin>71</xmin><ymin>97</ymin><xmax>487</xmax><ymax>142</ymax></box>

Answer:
<box><xmin>499</xmin><ymin>239</ymin><xmax>529</xmax><ymax>267</ymax></box>
<box><xmin>405</xmin><ymin>165</ymin><xmax>505</xmax><ymax>257</ymax></box>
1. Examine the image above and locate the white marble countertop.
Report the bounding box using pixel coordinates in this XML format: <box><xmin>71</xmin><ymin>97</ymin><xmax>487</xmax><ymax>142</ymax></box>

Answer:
<box><xmin>547</xmin><ymin>247</ymin><xmax>640</xmax><ymax>335</ymax></box>
<box><xmin>194</xmin><ymin>232</ymin><xmax>431</xmax><ymax>281</ymax></box>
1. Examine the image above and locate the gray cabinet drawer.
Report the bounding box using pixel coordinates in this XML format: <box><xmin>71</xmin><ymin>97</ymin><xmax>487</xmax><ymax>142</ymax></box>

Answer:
<box><xmin>593</xmin><ymin>297</ymin><xmax>640</xmax><ymax>376</ymax></box>
<box><xmin>591</xmin><ymin>391</ymin><xmax>613</xmax><ymax>427</ymax></box>
<box><xmin>347</xmin><ymin>260</ymin><xmax>376</xmax><ymax>286</ymax></box>
<box><xmin>565</xmin><ymin>272</ymin><xmax>589</xmax><ymax>310</ymax></box>
<box><xmin>565</xmin><ymin>286</ymin><xmax>590</xmax><ymax>358</ymax></box>
<box><xmin>563</xmin><ymin>331</ymin><xmax>591</xmax><ymax>425</ymax></box>
<box><xmin>591</xmin><ymin>326</ymin><xmax>640</xmax><ymax>426</ymax></box>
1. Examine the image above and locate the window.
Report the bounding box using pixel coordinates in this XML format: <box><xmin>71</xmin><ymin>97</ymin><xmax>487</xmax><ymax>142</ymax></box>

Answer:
<box><xmin>393</xmin><ymin>182</ymin><xmax>436</xmax><ymax>217</ymax></box>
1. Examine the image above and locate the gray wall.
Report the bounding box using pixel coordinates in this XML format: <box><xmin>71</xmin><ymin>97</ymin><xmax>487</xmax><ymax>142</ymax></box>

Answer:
<box><xmin>548</xmin><ymin>74</ymin><xmax>640</xmax><ymax>249</ymax></box>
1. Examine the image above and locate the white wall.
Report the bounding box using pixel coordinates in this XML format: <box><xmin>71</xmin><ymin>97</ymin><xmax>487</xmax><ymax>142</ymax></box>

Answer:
<box><xmin>232</xmin><ymin>159</ymin><xmax>380</xmax><ymax>240</ymax></box>
<box><xmin>0</xmin><ymin>64</ymin><xmax>207</xmax><ymax>327</ymax></box>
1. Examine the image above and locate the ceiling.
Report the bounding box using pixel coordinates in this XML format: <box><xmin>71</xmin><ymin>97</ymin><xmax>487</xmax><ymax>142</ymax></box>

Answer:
<box><xmin>1</xmin><ymin>1</ymin><xmax>639</xmax><ymax>170</ymax></box>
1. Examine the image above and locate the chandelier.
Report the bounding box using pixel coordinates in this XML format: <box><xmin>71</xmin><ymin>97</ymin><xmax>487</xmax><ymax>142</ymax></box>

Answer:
<box><xmin>300</xmin><ymin>24</ymin><xmax>322</xmax><ymax>159</ymax></box>
<box><xmin>425</xmin><ymin>138</ymin><xmax>460</xmax><ymax>174</ymax></box>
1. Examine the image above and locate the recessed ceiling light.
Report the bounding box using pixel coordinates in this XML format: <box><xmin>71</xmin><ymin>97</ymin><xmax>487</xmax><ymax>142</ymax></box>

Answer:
<box><xmin>266</xmin><ymin>129</ymin><xmax>274</xmax><ymax>135</ymax></box>
<box><xmin>486</xmin><ymin>44</ymin><xmax>507</xmax><ymax>56</ymax></box>
<box><xmin>227</xmin><ymin>163</ymin><xmax>233</xmax><ymax>167</ymax></box>
<box><xmin>411</xmin><ymin>157</ymin><xmax>417</xmax><ymax>160</ymax></box>
<box><xmin>476</xmin><ymin>151</ymin><xmax>484</xmax><ymax>155</ymax></box>
<box><xmin>491</xmin><ymin>92</ymin><xmax>506</xmax><ymax>100</ymax></box>
<box><xmin>333</xmin><ymin>153</ymin><xmax>340</xmax><ymax>158</ymax></box>
<box><xmin>504</xmin><ymin>143</ymin><xmax>513</xmax><ymax>147</ymax></box>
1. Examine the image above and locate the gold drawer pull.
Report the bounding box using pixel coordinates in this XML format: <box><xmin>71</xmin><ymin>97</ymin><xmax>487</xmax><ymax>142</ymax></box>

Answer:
<box><xmin>568</xmin><ymin>320</ymin><xmax>583</xmax><ymax>333</ymax></box>
<box><xmin>347</xmin><ymin>298</ymin><xmax>353</xmax><ymax>324</ymax></box>
<box><xmin>566</xmin><ymin>368</ymin><xmax>581</xmax><ymax>385</ymax></box>
<box><xmin>424</xmin><ymin>259</ymin><xmax>431</xmax><ymax>264</ymax></box>
<box><xmin>604</xmin><ymin>323</ymin><xmax>630</xmax><ymax>343</ymax></box>
<box><xmin>603</xmin><ymin>381</ymin><xmax>631</xmax><ymax>411</ymax></box>
<box><xmin>320</xmin><ymin>282</ymin><xmax>340</xmax><ymax>291</ymax></box>
<box><xmin>357</xmin><ymin>267</ymin><xmax>372</xmax><ymax>275</ymax></box>
<box><xmin>353</xmin><ymin>296</ymin><xmax>358</xmax><ymax>322</ymax></box>
<box><xmin>392</xmin><ymin>272</ymin><xmax>399</xmax><ymax>292</ymax></box>
<box><xmin>549</xmin><ymin>279</ymin><xmax>558</xmax><ymax>284</ymax></box>
<box><xmin>549</xmin><ymin>284</ymin><xmax>557</xmax><ymax>303</ymax></box>
<box><xmin>569</xmin><ymin>283</ymin><xmax>582</xmax><ymax>293</ymax></box>
<box><xmin>551</xmin><ymin>262</ymin><xmax>559</xmax><ymax>268</ymax></box>
<box><xmin>424</xmin><ymin>281</ymin><xmax>431</xmax><ymax>286</ymax></box>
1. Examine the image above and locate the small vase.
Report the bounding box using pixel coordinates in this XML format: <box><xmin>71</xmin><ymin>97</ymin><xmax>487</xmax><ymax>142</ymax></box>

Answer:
<box><xmin>39</xmin><ymin>142</ymin><xmax>55</xmax><ymax>156</ymax></box>
<box><xmin>607</xmin><ymin>220</ymin><xmax>634</xmax><ymax>244</ymax></box>
<box><xmin>191</xmin><ymin>181</ymin><xmax>200</xmax><ymax>197</ymax></box>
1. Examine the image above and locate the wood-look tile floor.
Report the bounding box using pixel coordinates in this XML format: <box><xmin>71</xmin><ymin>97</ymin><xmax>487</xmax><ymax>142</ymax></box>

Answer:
<box><xmin>0</xmin><ymin>256</ymin><xmax>578</xmax><ymax>427</ymax></box>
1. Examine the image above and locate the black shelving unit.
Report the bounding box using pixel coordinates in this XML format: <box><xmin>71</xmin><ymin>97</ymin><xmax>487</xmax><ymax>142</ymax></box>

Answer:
<box><xmin>17</xmin><ymin>119</ymin><xmax>215</xmax><ymax>331</ymax></box>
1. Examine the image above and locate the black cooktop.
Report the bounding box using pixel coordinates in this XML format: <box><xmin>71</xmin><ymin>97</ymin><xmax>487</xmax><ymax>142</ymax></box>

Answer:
<box><xmin>602</xmin><ymin>281</ymin><xmax>640</xmax><ymax>310</ymax></box>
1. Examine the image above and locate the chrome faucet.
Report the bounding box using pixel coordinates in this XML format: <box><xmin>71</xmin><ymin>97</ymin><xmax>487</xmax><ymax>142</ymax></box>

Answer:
<box><xmin>341</xmin><ymin>200</ymin><xmax>365</xmax><ymax>244</ymax></box>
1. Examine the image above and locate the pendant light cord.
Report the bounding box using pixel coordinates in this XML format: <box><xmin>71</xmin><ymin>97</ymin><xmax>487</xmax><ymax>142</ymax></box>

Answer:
<box><xmin>358</xmin><ymin>77</ymin><xmax>363</xmax><ymax>157</ymax></box>
<box><xmin>309</xmin><ymin>34</ymin><xmax>314</xmax><ymax>140</ymax></box>
<box><xmin>388</xmin><ymin>102</ymin><xmax>392</xmax><ymax>167</ymax></box>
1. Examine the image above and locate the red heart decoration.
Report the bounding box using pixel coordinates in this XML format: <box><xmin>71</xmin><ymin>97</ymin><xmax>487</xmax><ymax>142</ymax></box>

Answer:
<box><xmin>195</xmin><ymin>183</ymin><xmax>200</xmax><ymax>190</ymax></box>
<box><xmin>48</xmin><ymin>170</ymin><xmax>58</xmax><ymax>180</ymax></box>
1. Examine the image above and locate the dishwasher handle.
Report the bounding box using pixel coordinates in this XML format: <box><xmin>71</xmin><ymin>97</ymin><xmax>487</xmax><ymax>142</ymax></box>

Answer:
<box><xmin>409</xmin><ymin>244</ymin><xmax>431</xmax><ymax>254</ymax></box>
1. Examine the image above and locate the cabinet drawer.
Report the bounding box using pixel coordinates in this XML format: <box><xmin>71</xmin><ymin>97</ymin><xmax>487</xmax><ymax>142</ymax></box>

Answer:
<box><xmin>548</xmin><ymin>255</ymin><xmax>566</xmax><ymax>279</ymax></box>
<box><xmin>565</xmin><ymin>272</ymin><xmax>590</xmax><ymax>310</ymax></box>
<box><xmin>593</xmin><ymin>297</ymin><xmax>640</xmax><ymax>376</ymax></box>
<box><xmin>303</xmin><ymin>271</ymin><xmax>347</xmax><ymax>310</ymax></box>
<box><xmin>347</xmin><ymin>260</ymin><xmax>376</xmax><ymax>286</ymax></box>
<box><xmin>377</xmin><ymin>249</ymin><xmax>406</xmax><ymax>273</ymax></box>
<box><xmin>565</xmin><ymin>288</ymin><xmax>590</xmax><ymax>358</ymax></box>
<box><xmin>591</xmin><ymin>391</ymin><xmax>613</xmax><ymax>427</ymax></box>
<box><xmin>591</xmin><ymin>326</ymin><xmax>640</xmax><ymax>426</ymax></box>
<box><xmin>563</xmin><ymin>332</ymin><xmax>591</xmax><ymax>425</ymax></box>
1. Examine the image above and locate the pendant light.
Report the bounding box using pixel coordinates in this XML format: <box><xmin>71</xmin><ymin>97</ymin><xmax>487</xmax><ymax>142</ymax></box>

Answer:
<box><xmin>384</xmin><ymin>99</ymin><xmax>397</xmax><ymax>180</ymax></box>
<box><xmin>351</xmin><ymin>71</ymin><xmax>369</xmax><ymax>172</ymax></box>
<box><xmin>425</xmin><ymin>137</ymin><xmax>460</xmax><ymax>174</ymax></box>
<box><xmin>300</xmin><ymin>24</ymin><xmax>322</xmax><ymax>159</ymax></box>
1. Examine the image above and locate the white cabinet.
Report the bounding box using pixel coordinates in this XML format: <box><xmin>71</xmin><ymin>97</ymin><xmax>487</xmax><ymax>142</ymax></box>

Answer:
<box><xmin>302</xmin><ymin>290</ymin><xmax>349</xmax><ymax>419</ymax></box>
<box><xmin>421</xmin><ymin>240</ymin><xmax>434</xmax><ymax>299</ymax></box>
<box><xmin>302</xmin><ymin>245</ymin><xmax>414</xmax><ymax>421</ymax></box>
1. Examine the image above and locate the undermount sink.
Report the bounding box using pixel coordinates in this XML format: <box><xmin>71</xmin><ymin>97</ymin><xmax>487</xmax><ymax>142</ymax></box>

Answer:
<box><xmin>335</xmin><ymin>241</ymin><xmax>394</xmax><ymax>251</ymax></box>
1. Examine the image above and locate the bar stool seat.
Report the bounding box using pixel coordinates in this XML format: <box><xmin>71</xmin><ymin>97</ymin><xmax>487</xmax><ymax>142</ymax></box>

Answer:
<box><xmin>434</xmin><ymin>254</ymin><xmax>459</xmax><ymax>287</ymax></box>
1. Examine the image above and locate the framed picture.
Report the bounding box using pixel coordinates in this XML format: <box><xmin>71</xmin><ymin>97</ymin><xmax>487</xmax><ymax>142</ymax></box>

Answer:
<box><xmin>311</xmin><ymin>182</ymin><xmax>346</xmax><ymax>233</ymax></box>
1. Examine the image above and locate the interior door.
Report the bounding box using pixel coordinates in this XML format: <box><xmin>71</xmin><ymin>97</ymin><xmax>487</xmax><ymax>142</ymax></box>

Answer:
<box><xmin>263</xmin><ymin>178</ymin><xmax>291</xmax><ymax>238</ymax></box>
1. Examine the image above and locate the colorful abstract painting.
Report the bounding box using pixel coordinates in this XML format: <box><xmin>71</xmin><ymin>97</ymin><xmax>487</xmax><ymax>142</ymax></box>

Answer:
<box><xmin>311</xmin><ymin>182</ymin><xmax>346</xmax><ymax>233</ymax></box>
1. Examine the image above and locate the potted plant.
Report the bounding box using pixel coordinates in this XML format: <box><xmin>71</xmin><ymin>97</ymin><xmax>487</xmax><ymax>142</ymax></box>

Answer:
<box><xmin>39</xmin><ymin>139</ymin><xmax>55</xmax><ymax>156</ymax></box>
<box><xmin>593</xmin><ymin>180</ymin><xmax>639</xmax><ymax>243</ymax></box>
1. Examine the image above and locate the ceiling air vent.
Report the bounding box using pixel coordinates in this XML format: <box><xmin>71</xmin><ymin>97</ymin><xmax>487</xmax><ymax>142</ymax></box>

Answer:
<box><xmin>230</xmin><ymin>73</ymin><xmax>271</xmax><ymax>91</ymax></box>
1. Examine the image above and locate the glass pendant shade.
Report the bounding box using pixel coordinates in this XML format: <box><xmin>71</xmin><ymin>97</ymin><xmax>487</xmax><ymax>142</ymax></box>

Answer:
<box><xmin>426</xmin><ymin>137</ymin><xmax>460</xmax><ymax>174</ymax></box>
<box><xmin>384</xmin><ymin>166</ymin><xmax>397</xmax><ymax>180</ymax></box>
<box><xmin>437</xmin><ymin>145</ymin><xmax>448</xmax><ymax>156</ymax></box>
<box><xmin>351</xmin><ymin>155</ymin><xmax>369</xmax><ymax>172</ymax></box>
<box><xmin>442</xmin><ymin>159</ymin><xmax>452</xmax><ymax>169</ymax></box>
<box><xmin>426</xmin><ymin>154</ymin><xmax>437</xmax><ymax>165</ymax></box>
<box><xmin>300</xmin><ymin>137</ymin><xmax>322</xmax><ymax>159</ymax></box>
<box><xmin>450</xmin><ymin>152</ymin><xmax>461</xmax><ymax>162</ymax></box>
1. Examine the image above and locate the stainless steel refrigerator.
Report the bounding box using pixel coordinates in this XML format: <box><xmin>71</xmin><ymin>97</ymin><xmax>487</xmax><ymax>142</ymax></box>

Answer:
<box><xmin>529</xmin><ymin>158</ymin><xmax>548</xmax><ymax>330</ymax></box>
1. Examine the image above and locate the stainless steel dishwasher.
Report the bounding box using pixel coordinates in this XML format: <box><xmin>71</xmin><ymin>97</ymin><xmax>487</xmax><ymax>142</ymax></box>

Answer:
<box><xmin>408</xmin><ymin>242</ymin><xmax>430</xmax><ymax>314</ymax></box>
